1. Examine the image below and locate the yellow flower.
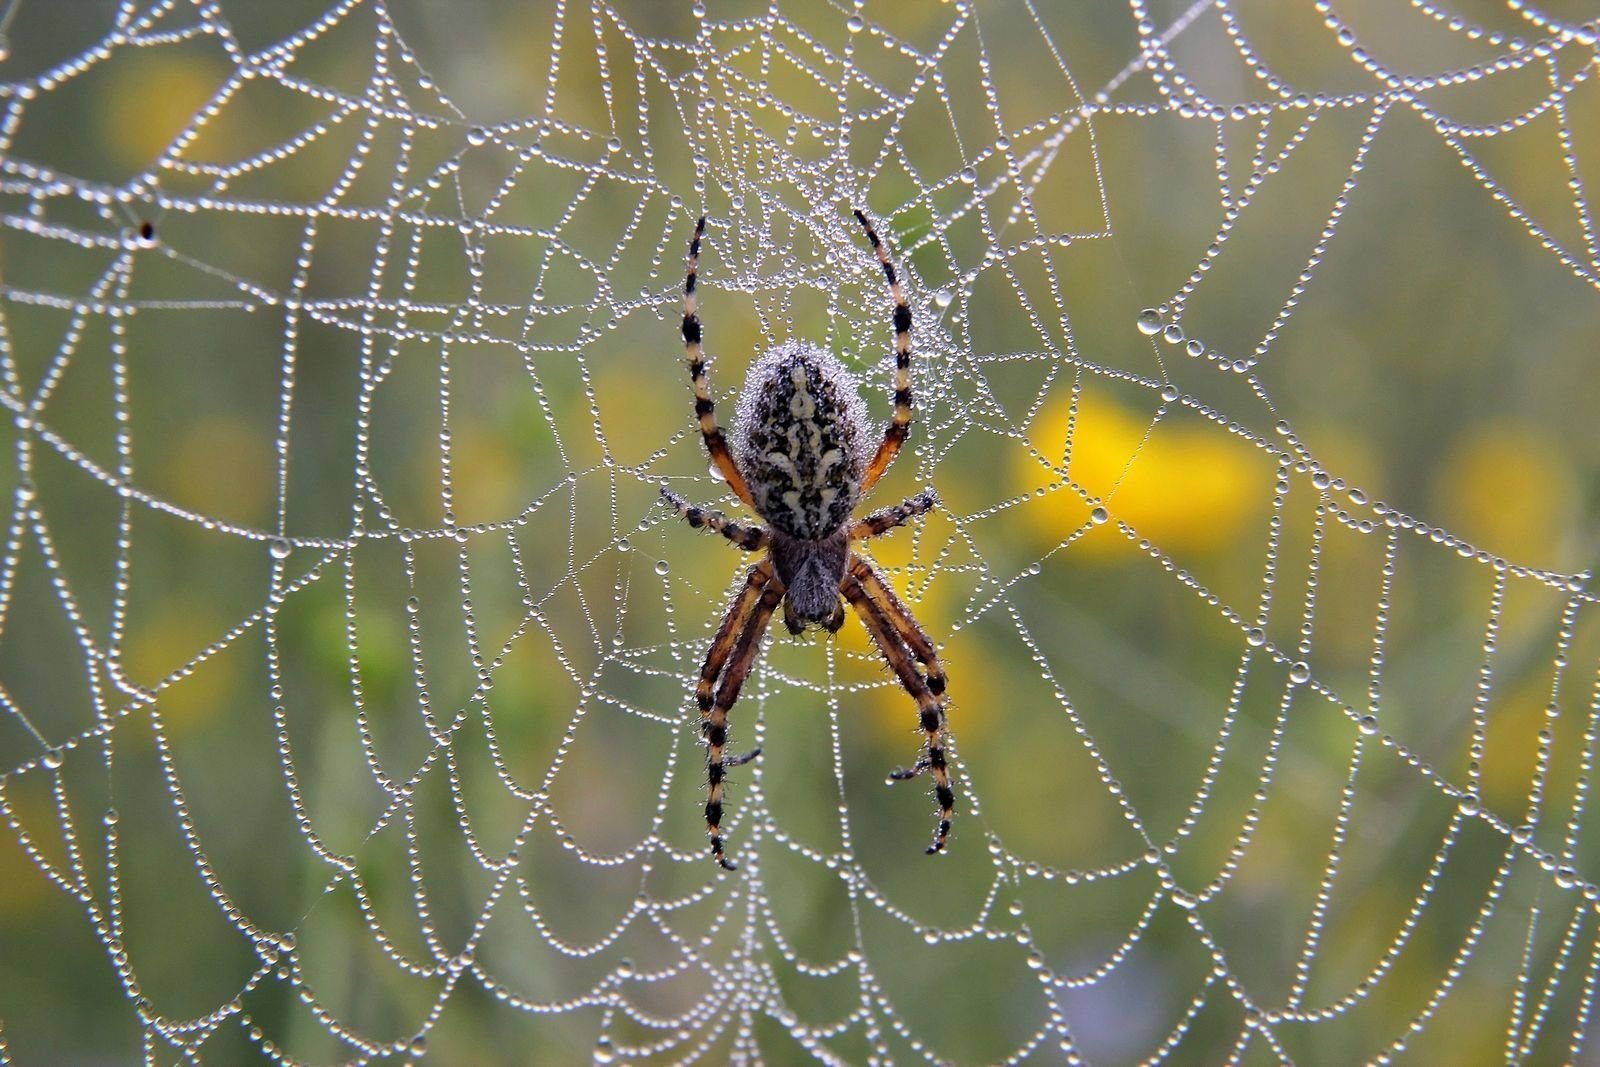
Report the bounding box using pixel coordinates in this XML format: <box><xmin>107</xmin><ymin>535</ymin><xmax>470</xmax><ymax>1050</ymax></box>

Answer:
<box><xmin>168</xmin><ymin>414</ymin><xmax>274</xmax><ymax>528</ymax></box>
<box><xmin>450</xmin><ymin>424</ymin><xmax>522</xmax><ymax>524</ymax></box>
<box><xmin>124</xmin><ymin>604</ymin><xmax>235</xmax><ymax>735</ymax></box>
<box><xmin>1014</xmin><ymin>386</ymin><xmax>1264</xmax><ymax>557</ymax></box>
<box><xmin>100</xmin><ymin>52</ymin><xmax>230</xmax><ymax>170</ymax></box>
<box><xmin>1433</xmin><ymin>420</ymin><xmax>1577</xmax><ymax>568</ymax></box>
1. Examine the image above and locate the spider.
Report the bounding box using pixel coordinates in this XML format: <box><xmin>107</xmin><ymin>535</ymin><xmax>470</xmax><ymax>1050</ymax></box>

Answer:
<box><xmin>662</xmin><ymin>209</ymin><xmax>953</xmax><ymax>870</ymax></box>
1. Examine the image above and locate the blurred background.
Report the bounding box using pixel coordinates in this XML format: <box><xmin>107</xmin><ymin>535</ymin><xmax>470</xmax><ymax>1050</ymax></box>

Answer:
<box><xmin>0</xmin><ymin>0</ymin><xmax>1598</xmax><ymax>1063</ymax></box>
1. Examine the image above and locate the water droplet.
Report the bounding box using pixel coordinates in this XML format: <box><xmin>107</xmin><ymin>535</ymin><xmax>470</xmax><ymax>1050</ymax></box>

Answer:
<box><xmin>617</xmin><ymin>538</ymin><xmax>632</xmax><ymax>553</ymax></box>
<box><xmin>41</xmin><ymin>747</ymin><xmax>63</xmax><ymax>770</ymax></box>
<box><xmin>1171</xmin><ymin>888</ymin><xmax>1198</xmax><ymax>909</ymax></box>
<box><xmin>1458</xmin><ymin>793</ymin><xmax>1481</xmax><ymax>817</ymax></box>
<box><xmin>1159</xmin><ymin>385</ymin><xmax>1179</xmax><ymax>403</ymax></box>
<box><xmin>932</xmin><ymin>290</ymin><xmax>953</xmax><ymax>309</ymax></box>
<box><xmin>1357</xmin><ymin>715</ymin><xmax>1378</xmax><ymax>736</ymax></box>
<box><xmin>958</xmin><ymin>166</ymin><xmax>977</xmax><ymax>184</ymax></box>
<box><xmin>1136</xmin><ymin>309</ymin><xmax>1162</xmax><ymax>335</ymax></box>
<box><xmin>1185</xmin><ymin>339</ymin><xmax>1205</xmax><ymax>358</ymax></box>
<box><xmin>1090</xmin><ymin>506</ymin><xmax>1109</xmax><ymax>525</ymax></box>
<box><xmin>1161</xmin><ymin>323</ymin><xmax>1184</xmax><ymax>345</ymax></box>
<box><xmin>1288</xmin><ymin>661</ymin><xmax>1311</xmax><ymax>685</ymax></box>
<box><xmin>466</xmin><ymin>127</ymin><xmax>488</xmax><ymax>146</ymax></box>
<box><xmin>1245</xmin><ymin>627</ymin><xmax>1266</xmax><ymax>647</ymax></box>
<box><xmin>654</xmin><ymin>560</ymin><xmax>670</xmax><ymax>576</ymax></box>
<box><xmin>268</xmin><ymin>538</ymin><xmax>292</xmax><ymax>560</ymax></box>
<box><xmin>846</xmin><ymin>14</ymin><xmax>864</xmax><ymax>32</ymax></box>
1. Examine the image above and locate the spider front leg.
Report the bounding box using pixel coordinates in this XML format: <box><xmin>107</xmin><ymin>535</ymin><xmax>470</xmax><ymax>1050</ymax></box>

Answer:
<box><xmin>853</xmin><ymin>209</ymin><xmax>914</xmax><ymax>494</ymax></box>
<box><xmin>661</xmin><ymin>487</ymin><xmax>770</xmax><ymax>551</ymax></box>
<box><xmin>682</xmin><ymin>216</ymin><xmax>758</xmax><ymax>510</ymax></box>
<box><xmin>842</xmin><ymin>557</ymin><xmax>954</xmax><ymax>854</ymax></box>
<box><xmin>697</xmin><ymin>560</ymin><xmax>784</xmax><ymax>869</ymax></box>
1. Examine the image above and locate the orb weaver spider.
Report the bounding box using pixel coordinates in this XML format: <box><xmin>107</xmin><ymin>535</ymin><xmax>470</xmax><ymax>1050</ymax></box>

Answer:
<box><xmin>661</xmin><ymin>210</ymin><xmax>952</xmax><ymax>870</ymax></box>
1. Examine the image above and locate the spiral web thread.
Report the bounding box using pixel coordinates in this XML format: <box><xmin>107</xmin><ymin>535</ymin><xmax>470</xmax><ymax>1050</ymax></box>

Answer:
<box><xmin>0</xmin><ymin>0</ymin><xmax>1598</xmax><ymax>1062</ymax></box>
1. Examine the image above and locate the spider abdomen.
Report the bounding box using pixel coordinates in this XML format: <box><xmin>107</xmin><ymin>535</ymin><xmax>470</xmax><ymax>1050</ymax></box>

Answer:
<box><xmin>733</xmin><ymin>341</ymin><xmax>871</xmax><ymax>540</ymax></box>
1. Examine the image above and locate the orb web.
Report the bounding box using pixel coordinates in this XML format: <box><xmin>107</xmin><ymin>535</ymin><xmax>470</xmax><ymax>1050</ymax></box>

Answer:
<box><xmin>0</xmin><ymin>0</ymin><xmax>1598</xmax><ymax>1063</ymax></box>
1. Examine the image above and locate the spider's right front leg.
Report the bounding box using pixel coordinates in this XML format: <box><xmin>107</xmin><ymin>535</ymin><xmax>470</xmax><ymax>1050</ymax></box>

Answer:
<box><xmin>853</xmin><ymin>209</ymin><xmax>914</xmax><ymax>493</ymax></box>
<box><xmin>697</xmin><ymin>559</ymin><xmax>784</xmax><ymax>869</ymax></box>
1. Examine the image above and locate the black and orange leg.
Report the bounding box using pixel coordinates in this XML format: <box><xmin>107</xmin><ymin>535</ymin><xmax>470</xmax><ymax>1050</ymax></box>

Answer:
<box><xmin>661</xmin><ymin>488</ymin><xmax>770</xmax><ymax>551</ymax></box>
<box><xmin>848</xmin><ymin>556</ymin><xmax>947</xmax><ymax>698</ymax></box>
<box><xmin>853</xmin><ymin>209</ymin><xmax>914</xmax><ymax>493</ymax></box>
<box><xmin>683</xmin><ymin>216</ymin><xmax>756</xmax><ymax>509</ymax></box>
<box><xmin>843</xmin><ymin>563</ymin><xmax>953</xmax><ymax>854</ymax></box>
<box><xmin>695</xmin><ymin>561</ymin><xmax>774</xmax><ymax>722</ymax></box>
<box><xmin>849</xmin><ymin>489</ymin><xmax>938</xmax><ymax>541</ymax></box>
<box><xmin>701</xmin><ymin>567</ymin><xmax>784</xmax><ymax>869</ymax></box>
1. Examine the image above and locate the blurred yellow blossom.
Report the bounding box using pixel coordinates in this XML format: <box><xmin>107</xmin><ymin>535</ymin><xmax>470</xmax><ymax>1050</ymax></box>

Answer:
<box><xmin>99</xmin><ymin>51</ymin><xmax>231</xmax><ymax>170</ymax></box>
<box><xmin>449</xmin><ymin>424</ymin><xmax>522</xmax><ymax>524</ymax></box>
<box><xmin>1433</xmin><ymin>420</ymin><xmax>1577</xmax><ymax>567</ymax></box>
<box><xmin>169</xmin><ymin>414</ymin><xmax>275</xmax><ymax>528</ymax></box>
<box><xmin>1014</xmin><ymin>386</ymin><xmax>1264</xmax><ymax>557</ymax></box>
<box><xmin>123</xmin><ymin>605</ymin><xmax>235</xmax><ymax>735</ymax></box>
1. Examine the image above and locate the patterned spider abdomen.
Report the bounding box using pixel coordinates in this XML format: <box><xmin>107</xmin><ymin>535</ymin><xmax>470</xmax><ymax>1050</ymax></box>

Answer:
<box><xmin>733</xmin><ymin>340</ymin><xmax>871</xmax><ymax>540</ymax></box>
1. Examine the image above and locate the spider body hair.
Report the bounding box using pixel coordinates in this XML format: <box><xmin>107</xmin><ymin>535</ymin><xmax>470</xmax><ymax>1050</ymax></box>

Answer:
<box><xmin>733</xmin><ymin>341</ymin><xmax>871</xmax><ymax>542</ymax></box>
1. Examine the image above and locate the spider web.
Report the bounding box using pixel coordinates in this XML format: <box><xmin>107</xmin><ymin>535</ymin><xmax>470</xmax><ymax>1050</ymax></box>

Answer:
<box><xmin>1</xmin><ymin>0</ymin><xmax>1598</xmax><ymax>1062</ymax></box>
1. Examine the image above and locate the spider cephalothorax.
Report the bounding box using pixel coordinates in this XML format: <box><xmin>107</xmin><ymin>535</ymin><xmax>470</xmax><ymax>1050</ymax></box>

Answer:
<box><xmin>663</xmin><ymin>210</ymin><xmax>952</xmax><ymax>870</ymax></box>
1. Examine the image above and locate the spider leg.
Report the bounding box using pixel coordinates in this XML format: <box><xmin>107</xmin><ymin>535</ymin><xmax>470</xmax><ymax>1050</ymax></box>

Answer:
<box><xmin>682</xmin><ymin>216</ymin><xmax>757</xmax><ymax>510</ymax></box>
<box><xmin>842</xmin><ymin>558</ymin><xmax>954</xmax><ymax>855</ymax></box>
<box><xmin>853</xmin><ymin>209</ymin><xmax>913</xmax><ymax>494</ymax></box>
<box><xmin>661</xmin><ymin>487</ymin><xmax>770</xmax><ymax>551</ymax></box>
<box><xmin>848</xmin><ymin>555</ymin><xmax>947</xmax><ymax>697</ymax></box>
<box><xmin>699</xmin><ymin>562</ymin><xmax>784</xmax><ymax>870</ymax></box>
<box><xmin>849</xmin><ymin>488</ymin><xmax>938</xmax><ymax>542</ymax></box>
<box><xmin>695</xmin><ymin>561</ymin><xmax>773</xmax><ymax>727</ymax></box>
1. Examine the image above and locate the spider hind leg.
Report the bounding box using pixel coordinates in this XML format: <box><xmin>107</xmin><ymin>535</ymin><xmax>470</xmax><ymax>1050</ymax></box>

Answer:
<box><xmin>699</xmin><ymin>563</ymin><xmax>784</xmax><ymax>869</ymax></box>
<box><xmin>843</xmin><ymin>557</ymin><xmax>955</xmax><ymax>855</ymax></box>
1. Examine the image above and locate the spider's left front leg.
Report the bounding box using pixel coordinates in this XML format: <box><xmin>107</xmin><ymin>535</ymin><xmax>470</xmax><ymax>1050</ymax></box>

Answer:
<box><xmin>842</xmin><ymin>556</ymin><xmax>954</xmax><ymax>854</ymax></box>
<box><xmin>661</xmin><ymin>487</ymin><xmax>770</xmax><ymax>551</ymax></box>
